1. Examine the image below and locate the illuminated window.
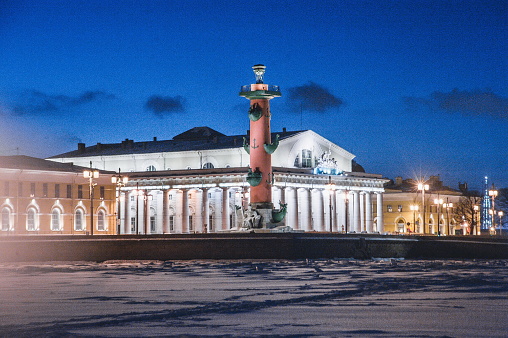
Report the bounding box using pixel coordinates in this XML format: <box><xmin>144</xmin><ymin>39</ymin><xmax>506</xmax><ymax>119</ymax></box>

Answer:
<box><xmin>97</xmin><ymin>210</ymin><xmax>106</xmax><ymax>231</ymax></box>
<box><xmin>398</xmin><ymin>205</ymin><xmax>403</xmax><ymax>212</ymax></box>
<box><xmin>302</xmin><ymin>149</ymin><xmax>312</xmax><ymax>167</ymax></box>
<box><xmin>43</xmin><ymin>183</ymin><xmax>48</xmax><ymax>197</ymax></box>
<box><xmin>75</xmin><ymin>209</ymin><xmax>84</xmax><ymax>231</ymax></box>
<box><xmin>27</xmin><ymin>208</ymin><xmax>37</xmax><ymax>231</ymax></box>
<box><xmin>387</xmin><ymin>205</ymin><xmax>393</xmax><ymax>212</ymax></box>
<box><xmin>100</xmin><ymin>186</ymin><xmax>105</xmax><ymax>199</ymax></box>
<box><xmin>2</xmin><ymin>207</ymin><xmax>10</xmax><ymax>231</ymax></box>
<box><xmin>51</xmin><ymin>209</ymin><xmax>61</xmax><ymax>231</ymax></box>
<box><xmin>31</xmin><ymin>183</ymin><xmax>36</xmax><ymax>197</ymax></box>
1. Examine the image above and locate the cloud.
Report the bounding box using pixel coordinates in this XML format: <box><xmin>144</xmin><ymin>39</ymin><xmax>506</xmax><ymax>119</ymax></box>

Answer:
<box><xmin>286</xmin><ymin>82</ymin><xmax>343</xmax><ymax>113</ymax></box>
<box><xmin>404</xmin><ymin>89</ymin><xmax>508</xmax><ymax>119</ymax></box>
<box><xmin>11</xmin><ymin>90</ymin><xmax>116</xmax><ymax>115</ymax></box>
<box><xmin>145</xmin><ymin>95</ymin><xmax>186</xmax><ymax>117</ymax></box>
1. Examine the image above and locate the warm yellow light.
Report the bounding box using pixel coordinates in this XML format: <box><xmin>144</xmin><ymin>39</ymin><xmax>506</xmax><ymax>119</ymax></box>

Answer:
<box><xmin>489</xmin><ymin>189</ymin><xmax>498</xmax><ymax>197</ymax></box>
<box><xmin>418</xmin><ymin>183</ymin><xmax>429</xmax><ymax>191</ymax></box>
<box><xmin>434</xmin><ymin>198</ymin><xmax>443</xmax><ymax>204</ymax></box>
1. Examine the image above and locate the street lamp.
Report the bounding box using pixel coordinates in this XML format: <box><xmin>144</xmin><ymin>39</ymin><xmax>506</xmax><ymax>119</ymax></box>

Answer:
<box><xmin>410</xmin><ymin>205</ymin><xmax>419</xmax><ymax>233</ymax></box>
<box><xmin>327</xmin><ymin>176</ymin><xmax>335</xmax><ymax>232</ymax></box>
<box><xmin>111</xmin><ymin>168</ymin><xmax>128</xmax><ymax>235</ymax></box>
<box><xmin>443</xmin><ymin>202</ymin><xmax>453</xmax><ymax>235</ymax></box>
<box><xmin>434</xmin><ymin>198</ymin><xmax>443</xmax><ymax>236</ymax></box>
<box><xmin>489</xmin><ymin>185</ymin><xmax>498</xmax><ymax>234</ymax></box>
<box><xmin>498</xmin><ymin>211</ymin><xmax>504</xmax><ymax>236</ymax></box>
<box><xmin>418</xmin><ymin>183</ymin><xmax>429</xmax><ymax>234</ymax></box>
<box><xmin>473</xmin><ymin>205</ymin><xmax>479</xmax><ymax>235</ymax></box>
<box><xmin>83</xmin><ymin>163</ymin><xmax>99</xmax><ymax>235</ymax></box>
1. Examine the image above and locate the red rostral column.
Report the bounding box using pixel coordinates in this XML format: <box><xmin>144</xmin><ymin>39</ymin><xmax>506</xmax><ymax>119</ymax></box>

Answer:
<box><xmin>240</xmin><ymin>65</ymin><xmax>281</xmax><ymax>212</ymax></box>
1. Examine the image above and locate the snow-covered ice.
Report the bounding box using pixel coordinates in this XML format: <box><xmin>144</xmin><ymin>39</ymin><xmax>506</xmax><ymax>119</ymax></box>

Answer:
<box><xmin>0</xmin><ymin>259</ymin><xmax>506</xmax><ymax>337</ymax></box>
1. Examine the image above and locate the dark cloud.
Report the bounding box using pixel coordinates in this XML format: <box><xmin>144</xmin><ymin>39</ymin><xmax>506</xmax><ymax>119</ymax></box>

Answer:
<box><xmin>12</xmin><ymin>90</ymin><xmax>116</xmax><ymax>115</ymax></box>
<box><xmin>404</xmin><ymin>89</ymin><xmax>508</xmax><ymax>119</ymax></box>
<box><xmin>286</xmin><ymin>82</ymin><xmax>343</xmax><ymax>113</ymax></box>
<box><xmin>145</xmin><ymin>95</ymin><xmax>186</xmax><ymax>117</ymax></box>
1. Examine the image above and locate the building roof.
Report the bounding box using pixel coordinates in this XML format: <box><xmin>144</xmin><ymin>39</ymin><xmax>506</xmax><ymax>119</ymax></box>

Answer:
<box><xmin>49</xmin><ymin>127</ymin><xmax>304</xmax><ymax>158</ymax></box>
<box><xmin>0</xmin><ymin>155</ymin><xmax>112</xmax><ymax>174</ymax></box>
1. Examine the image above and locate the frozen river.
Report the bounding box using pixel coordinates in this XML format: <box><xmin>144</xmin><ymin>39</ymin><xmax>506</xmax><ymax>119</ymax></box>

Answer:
<box><xmin>0</xmin><ymin>259</ymin><xmax>506</xmax><ymax>337</ymax></box>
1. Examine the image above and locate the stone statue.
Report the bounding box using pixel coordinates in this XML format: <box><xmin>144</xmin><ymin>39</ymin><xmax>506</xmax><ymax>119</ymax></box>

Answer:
<box><xmin>243</xmin><ymin>206</ymin><xmax>262</xmax><ymax>229</ymax></box>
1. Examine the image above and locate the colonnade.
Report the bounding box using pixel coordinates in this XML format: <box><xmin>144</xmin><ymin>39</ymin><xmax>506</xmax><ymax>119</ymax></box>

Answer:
<box><xmin>118</xmin><ymin>184</ymin><xmax>385</xmax><ymax>234</ymax></box>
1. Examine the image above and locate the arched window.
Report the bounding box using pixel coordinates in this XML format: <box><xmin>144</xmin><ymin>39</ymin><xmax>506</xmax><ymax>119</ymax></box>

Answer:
<box><xmin>75</xmin><ymin>209</ymin><xmax>84</xmax><ymax>231</ymax></box>
<box><xmin>2</xmin><ymin>207</ymin><xmax>10</xmax><ymax>231</ymax></box>
<box><xmin>26</xmin><ymin>208</ymin><xmax>38</xmax><ymax>231</ymax></box>
<box><xmin>97</xmin><ymin>210</ymin><xmax>106</xmax><ymax>231</ymax></box>
<box><xmin>202</xmin><ymin>162</ymin><xmax>214</xmax><ymax>169</ymax></box>
<box><xmin>51</xmin><ymin>209</ymin><xmax>61</xmax><ymax>231</ymax></box>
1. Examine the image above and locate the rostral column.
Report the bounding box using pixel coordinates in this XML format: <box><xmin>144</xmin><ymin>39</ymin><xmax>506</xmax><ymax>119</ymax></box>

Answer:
<box><xmin>240</xmin><ymin>65</ymin><xmax>282</xmax><ymax>227</ymax></box>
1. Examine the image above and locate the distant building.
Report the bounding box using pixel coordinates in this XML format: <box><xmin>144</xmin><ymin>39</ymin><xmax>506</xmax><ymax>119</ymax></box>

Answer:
<box><xmin>0</xmin><ymin>156</ymin><xmax>116</xmax><ymax>235</ymax></box>
<box><xmin>49</xmin><ymin>127</ymin><xmax>389</xmax><ymax>234</ymax></box>
<box><xmin>383</xmin><ymin>176</ymin><xmax>464</xmax><ymax>235</ymax></box>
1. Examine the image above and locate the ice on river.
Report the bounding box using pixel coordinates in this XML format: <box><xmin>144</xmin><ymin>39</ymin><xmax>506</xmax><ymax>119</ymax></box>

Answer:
<box><xmin>0</xmin><ymin>259</ymin><xmax>507</xmax><ymax>337</ymax></box>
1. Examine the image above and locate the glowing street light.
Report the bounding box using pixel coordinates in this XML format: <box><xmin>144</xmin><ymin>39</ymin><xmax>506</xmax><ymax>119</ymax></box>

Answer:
<box><xmin>83</xmin><ymin>163</ymin><xmax>99</xmax><ymax>235</ymax></box>
<box><xmin>111</xmin><ymin>169</ymin><xmax>128</xmax><ymax>235</ymax></box>
<box><xmin>418</xmin><ymin>183</ymin><xmax>429</xmax><ymax>234</ymax></box>
<box><xmin>473</xmin><ymin>205</ymin><xmax>480</xmax><ymax>235</ymax></box>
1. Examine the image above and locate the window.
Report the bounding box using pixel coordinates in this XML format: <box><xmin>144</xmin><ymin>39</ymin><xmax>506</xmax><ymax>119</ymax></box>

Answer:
<box><xmin>97</xmin><ymin>210</ymin><xmax>105</xmax><ymax>231</ymax></box>
<box><xmin>169</xmin><ymin>194</ymin><xmax>173</xmax><ymax>201</ymax></box>
<box><xmin>27</xmin><ymin>208</ymin><xmax>37</xmax><ymax>231</ymax></box>
<box><xmin>146</xmin><ymin>165</ymin><xmax>156</xmax><ymax>171</ymax></box>
<box><xmin>387</xmin><ymin>205</ymin><xmax>393</xmax><ymax>212</ymax></box>
<box><xmin>203</xmin><ymin>162</ymin><xmax>214</xmax><ymax>169</ymax></box>
<box><xmin>55</xmin><ymin>184</ymin><xmax>60</xmax><ymax>198</ymax></box>
<box><xmin>100</xmin><ymin>186</ymin><xmax>105</xmax><ymax>199</ymax></box>
<box><xmin>51</xmin><ymin>209</ymin><xmax>61</xmax><ymax>231</ymax></box>
<box><xmin>229</xmin><ymin>214</ymin><xmax>234</xmax><ymax>229</ymax></box>
<box><xmin>209</xmin><ymin>215</ymin><xmax>214</xmax><ymax>232</ymax></box>
<box><xmin>302</xmin><ymin>149</ymin><xmax>312</xmax><ymax>167</ymax></box>
<box><xmin>130</xmin><ymin>195</ymin><xmax>135</xmax><ymax>202</ymax></box>
<box><xmin>189</xmin><ymin>215</ymin><xmax>193</xmax><ymax>231</ymax></box>
<box><xmin>43</xmin><ymin>183</ymin><xmax>48</xmax><ymax>197</ymax></box>
<box><xmin>169</xmin><ymin>216</ymin><xmax>174</xmax><ymax>232</ymax></box>
<box><xmin>18</xmin><ymin>182</ymin><xmax>23</xmax><ymax>197</ymax></box>
<box><xmin>66</xmin><ymin>185</ymin><xmax>72</xmax><ymax>198</ymax></box>
<box><xmin>150</xmin><ymin>216</ymin><xmax>156</xmax><ymax>233</ymax></box>
<box><xmin>75</xmin><ymin>209</ymin><xmax>84</xmax><ymax>231</ymax></box>
<box><xmin>398</xmin><ymin>205</ymin><xmax>403</xmax><ymax>212</ymax></box>
<box><xmin>130</xmin><ymin>217</ymin><xmax>136</xmax><ymax>232</ymax></box>
<box><xmin>2</xmin><ymin>207</ymin><xmax>10</xmax><ymax>231</ymax></box>
<box><xmin>78</xmin><ymin>185</ymin><xmax>83</xmax><ymax>199</ymax></box>
<box><xmin>293</xmin><ymin>154</ymin><xmax>300</xmax><ymax>167</ymax></box>
<box><xmin>31</xmin><ymin>183</ymin><xmax>36</xmax><ymax>197</ymax></box>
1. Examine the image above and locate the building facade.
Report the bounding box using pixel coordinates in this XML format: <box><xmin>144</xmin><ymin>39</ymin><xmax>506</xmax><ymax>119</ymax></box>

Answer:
<box><xmin>49</xmin><ymin>127</ymin><xmax>389</xmax><ymax>234</ymax></box>
<box><xmin>0</xmin><ymin>156</ymin><xmax>116</xmax><ymax>235</ymax></box>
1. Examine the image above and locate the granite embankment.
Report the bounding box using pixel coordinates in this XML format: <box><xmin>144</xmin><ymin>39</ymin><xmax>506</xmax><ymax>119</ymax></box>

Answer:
<box><xmin>0</xmin><ymin>233</ymin><xmax>507</xmax><ymax>262</ymax></box>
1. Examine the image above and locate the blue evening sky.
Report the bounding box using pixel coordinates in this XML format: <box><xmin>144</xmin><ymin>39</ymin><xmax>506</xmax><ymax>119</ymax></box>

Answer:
<box><xmin>0</xmin><ymin>0</ymin><xmax>506</xmax><ymax>190</ymax></box>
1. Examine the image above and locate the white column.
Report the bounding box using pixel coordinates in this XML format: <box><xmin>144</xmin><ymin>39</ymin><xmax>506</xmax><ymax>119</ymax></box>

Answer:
<box><xmin>337</xmin><ymin>190</ymin><xmax>346</xmax><ymax>233</ymax></box>
<box><xmin>221</xmin><ymin>187</ymin><xmax>229</xmax><ymax>231</ymax></box>
<box><xmin>353</xmin><ymin>191</ymin><xmax>360</xmax><ymax>233</ymax></box>
<box><xmin>195</xmin><ymin>189</ymin><xmax>203</xmax><ymax>233</ymax></box>
<box><xmin>202</xmin><ymin>188</ymin><xmax>209</xmax><ymax>233</ymax></box>
<box><xmin>287</xmin><ymin>187</ymin><xmax>298</xmax><ymax>230</ymax></box>
<box><xmin>123</xmin><ymin>191</ymin><xmax>130</xmax><ymax>234</ymax></box>
<box><xmin>377</xmin><ymin>192</ymin><xmax>384</xmax><ymax>233</ymax></box>
<box><xmin>365</xmin><ymin>192</ymin><xmax>373</xmax><ymax>233</ymax></box>
<box><xmin>298</xmin><ymin>188</ymin><xmax>312</xmax><ymax>231</ymax></box>
<box><xmin>313</xmin><ymin>188</ymin><xmax>324</xmax><ymax>231</ymax></box>
<box><xmin>181</xmin><ymin>189</ymin><xmax>189</xmax><ymax>233</ymax></box>
<box><xmin>360</xmin><ymin>192</ymin><xmax>365</xmax><ymax>232</ymax></box>
<box><xmin>162</xmin><ymin>189</ymin><xmax>169</xmax><ymax>234</ymax></box>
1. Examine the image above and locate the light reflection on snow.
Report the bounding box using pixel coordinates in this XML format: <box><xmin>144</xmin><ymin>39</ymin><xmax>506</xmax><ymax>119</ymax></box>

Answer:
<box><xmin>0</xmin><ymin>259</ymin><xmax>507</xmax><ymax>337</ymax></box>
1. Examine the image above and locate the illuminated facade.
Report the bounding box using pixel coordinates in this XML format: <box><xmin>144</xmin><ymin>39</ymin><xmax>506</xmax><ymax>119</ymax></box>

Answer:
<box><xmin>49</xmin><ymin>127</ymin><xmax>389</xmax><ymax>234</ymax></box>
<box><xmin>383</xmin><ymin>176</ymin><xmax>464</xmax><ymax>235</ymax></box>
<box><xmin>0</xmin><ymin>156</ymin><xmax>116</xmax><ymax>235</ymax></box>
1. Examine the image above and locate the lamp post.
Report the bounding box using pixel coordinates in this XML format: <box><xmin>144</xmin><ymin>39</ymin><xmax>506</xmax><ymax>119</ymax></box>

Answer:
<box><xmin>488</xmin><ymin>185</ymin><xmax>498</xmax><ymax>235</ymax></box>
<box><xmin>327</xmin><ymin>176</ymin><xmax>335</xmax><ymax>233</ymax></box>
<box><xmin>434</xmin><ymin>198</ymin><xmax>443</xmax><ymax>236</ymax></box>
<box><xmin>111</xmin><ymin>168</ymin><xmax>128</xmax><ymax>235</ymax></box>
<box><xmin>418</xmin><ymin>183</ymin><xmax>429</xmax><ymax>234</ymax></box>
<box><xmin>83</xmin><ymin>163</ymin><xmax>99</xmax><ymax>236</ymax></box>
<box><xmin>443</xmin><ymin>201</ymin><xmax>453</xmax><ymax>235</ymax></box>
<box><xmin>498</xmin><ymin>211</ymin><xmax>504</xmax><ymax>236</ymax></box>
<box><xmin>410</xmin><ymin>205</ymin><xmax>419</xmax><ymax>233</ymax></box>
<box><xmin>473</xmin><ymin>205</ymin><xmax>479</xmax><ymax>235</ymax></box>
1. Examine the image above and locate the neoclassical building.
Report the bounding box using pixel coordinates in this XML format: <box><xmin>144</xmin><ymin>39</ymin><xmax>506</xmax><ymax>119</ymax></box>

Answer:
<box><xmin>0</xmin><ymin>156</ymin><xmax>116</xmax><ymax>235</ymax></box>
<box><xmin>49</xmin><ymin>127</ymin><xmax>389</xmax><ymax>234</ymax></box>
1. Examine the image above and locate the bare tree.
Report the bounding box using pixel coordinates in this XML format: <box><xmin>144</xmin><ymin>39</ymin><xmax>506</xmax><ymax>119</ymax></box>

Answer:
<box><xmin>453</xmin><ymin>189</ymin><xmax>482</xmax><ymax>235</ymax></box>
